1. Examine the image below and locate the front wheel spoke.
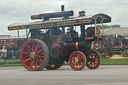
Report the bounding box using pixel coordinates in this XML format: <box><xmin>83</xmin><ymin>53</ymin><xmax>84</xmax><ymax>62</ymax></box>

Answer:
<box><xmin>94</xmin><ymin>59</ymin><xmax>99</xmax><ymax>62</ymax></box>
<box><xmin>95</xmin><ymin>60</ymin><xmax>99</xmax><ymax>64</ymax></box>
<box><xmin>94</xmin><ymin>61</ymin><xmax>98</xmax><ymax>64</ymax></box>
<box><xmin>90</xmin><ymin>62</ymin><xmax>93</xmax><ymax>66</ymax></box>
<box><xmin>79</xmin><ymin>57</ymin><xmax>84</xmax><ymax>61</ymax></box>
<box><xmin>93</xmin><ymin>56</ymin><xmax>95</xmax><ymax>58</ymax></box>
<box><xmin>88</xmin><ymin>55</ymin><xmax>92</xmax><ymax>58</ymax></box>
<box><xmin>78</xmin><ymin>58</ymin><xmax>81</xmax><ymax>62</ymax></box>
<box><xmin>92</xmin><ymin>61</ymin><xmax>95</xmax><ymax>65</ymax></box>
<box><xmin>94</xmin><ymin>62</ymin><xmax>97</xmax><ymax>66</ymax></box>
<box><xmin>77</xmin><ymin>65</ymin><xmax>79</xmax><ymax>68</ymax></box>
<box><xmin>91</xmin><ymin>55</ymin><xmax>94</xmax><ymax>58</ymax></box>
<box><xmin>77</xmin><ymin>54</ymin><xmax>81</xmax><ymax>59</ymax></box>
<box><xmin>73</xmin><ymin>62</ymin><xmax>76</xmax><ymax>65</ymax></box>
<box><xmin>90</xmin><ymin>54</ymin><xmax>93</xmax><ymax>57</ymax></box>
<box><xmin>95</xmin><ymin>57</ymin><xmax>99</xmax><ymax>60</ymax></box>
<box><xmin>79</xmin><ymin>60</ymin><xmax>84</xmax><ymax>65</ymax></box>
<box><xmin>78</xmin><ymin>62</ymin><xmax>82</xmax><ymax>65</ymax></box>
<box><xmin>87</xmin><ymin>62</ymin><xmax>91</xmax><ymax>65</ymax></box>
<box><xmin>75</xmin><ymin>62</ymin><xmax>78</xmax><ymax>66</ymax></box>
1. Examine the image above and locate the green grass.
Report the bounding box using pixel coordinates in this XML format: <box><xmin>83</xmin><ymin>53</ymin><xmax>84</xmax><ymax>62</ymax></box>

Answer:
<box><xmin>0</xmin><ymin>59</ymin><xmax>22</xmax><ymax>67</ymax></box>
<box><xmin>101</xmin><ymin>58</ymin><xmax>128</xmax><ymax>65</ymax></box>
<box><xmin>0</xmin><ymin>58</ymin><xmax>128</xmax><ymax>67</ymax></box>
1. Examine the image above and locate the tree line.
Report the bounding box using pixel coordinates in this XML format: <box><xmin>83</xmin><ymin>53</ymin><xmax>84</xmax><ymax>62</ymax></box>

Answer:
<box><xmin>97</xmin><ymin>24</ymin><xmax>121</xmax><ymax>29</ymax></box>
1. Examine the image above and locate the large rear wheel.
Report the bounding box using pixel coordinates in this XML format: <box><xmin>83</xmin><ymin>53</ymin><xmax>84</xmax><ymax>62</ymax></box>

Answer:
<box><xmin>20</xmin><ymin>39</ymin><xmax>49</xmax><ymax>71</ymax></box>
<box><xmin>86</xmin><ymin>50</ymin><xmax>101</xmax><ymax>69</ymax></box>
<box><xmin>69</xmin><ymin>51</ymin><xmax>86</xmax><ymax>71</ymax></box>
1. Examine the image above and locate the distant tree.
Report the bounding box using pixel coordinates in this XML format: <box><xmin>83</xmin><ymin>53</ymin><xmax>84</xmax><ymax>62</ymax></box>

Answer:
<box><xmin>96</xmin><ymin>24</ymin><xmax>121</xmax><ymax>29</ymax></box>
<box><xmin>111</xmin><ymin>24</ymin><xmax>121</xmax><ymax>28</ymax></box>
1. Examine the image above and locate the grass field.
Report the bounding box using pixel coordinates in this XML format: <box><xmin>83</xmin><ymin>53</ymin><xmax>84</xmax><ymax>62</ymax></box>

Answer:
<box><xmin>0</xmin><ymin>59</ymin><xmax>22</xmax><ymax>67</ymax></box>
<box><xmin>0</xmin><ymin>58</ymin><xmax>128</xmax><ymax>67</ymax></box>
<box><xmin>101</xmin><ymin>58</ymin><xmax>128</xmax><ymax>65</ymax></box>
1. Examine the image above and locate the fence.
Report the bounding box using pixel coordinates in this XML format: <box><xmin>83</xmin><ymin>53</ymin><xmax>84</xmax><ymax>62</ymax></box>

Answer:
<box><xmin>0</xmin><ymin>50</ymin><xmax>21</xmax><ymax>64</ymax></box>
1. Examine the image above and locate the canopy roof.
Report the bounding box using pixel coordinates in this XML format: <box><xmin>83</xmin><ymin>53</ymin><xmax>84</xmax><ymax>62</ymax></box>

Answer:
<box><xmin>8</xmin><ymin>13</ymin><xmax>111</xmax><ymax>31</ymax></box>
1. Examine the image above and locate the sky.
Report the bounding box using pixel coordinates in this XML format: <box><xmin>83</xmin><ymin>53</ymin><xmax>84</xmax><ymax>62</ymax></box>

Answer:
<box><xmin>0</xmin><ymin>0</ymin><xmax>128</xmax><ymax>36</ymax></box>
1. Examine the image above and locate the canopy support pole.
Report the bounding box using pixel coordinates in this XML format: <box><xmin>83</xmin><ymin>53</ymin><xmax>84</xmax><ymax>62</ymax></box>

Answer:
<box><xmin>17</xmin><ymin>30</ymin><xmax>19</xmax><ymax>39</ymax></box>
<box><xmin>26</xmin><ymin>29</ymin><xmax>28</xmax><ymax>38</ymax></box>
<box><xmin>50</xmin><ymin>27</ymin><xmax>52</xmax><ymax>36</ymax></box>
<box><xmin>95</xmin><ymin>18</ymin><xmax>97</xmax><ymax>36</ymax></box>
<box><xmin>101</xmin><ymin>17</ymin><xmax>104</xmax><ymax>36</ymax></box>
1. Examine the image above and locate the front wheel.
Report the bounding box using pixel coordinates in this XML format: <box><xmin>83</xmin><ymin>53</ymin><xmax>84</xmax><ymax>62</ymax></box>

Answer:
<box><xmin>20</xmin><ymin>39</ymin><xmax>49</xmax><ymax>71</ymax></box>
<box><xmin>69</xmin><ymin>51</ymin><xmax>86</xmax><ymax>71</ymax></box>
<box><xmin>86</xmin><ymin>50</ymin><xmax>101</xmax><ymax>69</ymax></box>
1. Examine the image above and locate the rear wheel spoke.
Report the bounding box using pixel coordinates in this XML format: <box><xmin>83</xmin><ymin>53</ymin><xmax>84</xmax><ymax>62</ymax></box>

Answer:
<box><xmin>24</xmin><ymin>58</ymin><xmax>31</xmax><ymax>62</ymax></box>
<box><xmin>23</xmin><ymin>52</ymin><xmax>30</xmax><ymax>55</ymax></box>
<box><xmin>26</xmin><ymin>45</ymin><xmax>32</xmax><ymax>52</ymax></box>
<box><xmin>36</xmin><ymin>55</ymin><xmax>44</xmax><ymax>58</ymax></box>
<box><xmin>29</xmin><ymin>60</ymin><xmax>34</xmax><ymax>68</ymax></box>
<box><xmin>36</xmin><ymin>50</ymin><xmax>43</xmax><ymax>54</ymax></box>
<box><xmin>27</xmin><ymin>48</ymin><xmax>32</xmax><ymax>53</ymax></box>
<box><xmin>33</xmin><ymin>42</ymin><xmax>36</xmax><ymax>49</ymax></box>
<box><xmin>39</xmin><ymin>58</ymin><xmax>43</xmax><ymax>63</ymax></box>
<box><xmin>36</xmin><ymin>58</ymin><xmax>42</xmax><ymax>64</ymax></box>
<box><xmin>35</xmin><ymin>45</ymin><xmax>39</xmax><ymax>52</ymax></box>
<box><xmin>33</xmin><ymin>59</ymin><xmax>37</xmax><ymax>68</ymax></box>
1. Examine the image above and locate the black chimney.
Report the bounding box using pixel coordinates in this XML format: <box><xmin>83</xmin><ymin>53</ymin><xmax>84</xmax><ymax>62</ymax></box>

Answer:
<box><xmin>61</xmin><ymin>5</ymin><xmax>64</xmax><ymax>11</ymax></box>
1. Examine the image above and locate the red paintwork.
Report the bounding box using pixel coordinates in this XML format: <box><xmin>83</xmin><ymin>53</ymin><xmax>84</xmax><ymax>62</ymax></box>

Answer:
<box><xmin>20</xmin><ymin>40</ymin><xmax>45</xmax><ymax>71</ymax></box>
<box><xmin>52</xmin><ymin>44</ymin><xmax>60</xmax><ymax>47</ymax></box>
<box><xmin>0</xmin><ymin>38</ymin><xmax>26</xmax><ymax>49</ymax></box>
<box><xmin>86</xmin><ymin>50</ymin><xmax>101</xmax><ymax>69</ymax></box>
<box><xmin>69</xmin><ymin>51</ymin><xmax>85</xmax><ymax>70</ymax></box>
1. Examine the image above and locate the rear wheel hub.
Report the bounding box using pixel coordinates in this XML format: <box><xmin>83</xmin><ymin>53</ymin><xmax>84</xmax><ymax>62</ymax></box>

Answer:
<box><xmin>30</xmin><ymin>52</ymin><xmax>36</xmax><ymax>58</ymax></box>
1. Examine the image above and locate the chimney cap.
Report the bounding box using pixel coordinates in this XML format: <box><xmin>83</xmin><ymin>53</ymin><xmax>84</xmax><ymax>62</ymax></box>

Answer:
<box><xmin>79</xmin><ymin>11</ymin><xmax>86</xmax><ymax>16</ymax></box>
<box><xmin>79</xmin><ymin>11</ymin><xmax>86</xmax><ymax>13</ymax></box>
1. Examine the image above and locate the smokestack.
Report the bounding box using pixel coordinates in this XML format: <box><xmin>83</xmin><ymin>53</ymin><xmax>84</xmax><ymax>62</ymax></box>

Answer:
<box><xmin>61</xmin><ymin>5</ymin><xmax>64</xmax><ymax>11</ymax></box>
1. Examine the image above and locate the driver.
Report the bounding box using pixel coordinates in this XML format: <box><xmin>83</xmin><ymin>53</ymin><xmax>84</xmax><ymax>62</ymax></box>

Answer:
<box><xmin>66</xmin><ymin>27</ymin><xmax>78</xmax><ymax>41</ymax></box>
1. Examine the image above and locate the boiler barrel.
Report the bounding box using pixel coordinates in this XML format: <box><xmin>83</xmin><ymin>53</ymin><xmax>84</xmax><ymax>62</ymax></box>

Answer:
<box><xmin>67</xmin><ymin>41</ymin><xmax>91</xmax><ymax>50</ymax></box>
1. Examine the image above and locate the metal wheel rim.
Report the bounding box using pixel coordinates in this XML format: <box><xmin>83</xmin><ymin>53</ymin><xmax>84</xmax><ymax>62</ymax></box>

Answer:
<box><xmin>86</xmin><ymin>50</ymin><xmax>101</xmax><ymax>69</ymax></box>
<box><xmin>69</xmin><ymin>51</ymin><xmax>86</xmax><ymax>71</ymax></box>
<box><xmin>20</xmin><ymin>39</ymin><xmax>48</xmax><ymax>71</ymax></box>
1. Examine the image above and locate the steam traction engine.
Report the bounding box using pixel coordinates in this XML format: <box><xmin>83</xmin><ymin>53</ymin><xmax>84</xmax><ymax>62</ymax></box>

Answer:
<box><xmin>8</xmin><ymin>7</ymin><xmax>111</xmax><ymax>71</ymax></box>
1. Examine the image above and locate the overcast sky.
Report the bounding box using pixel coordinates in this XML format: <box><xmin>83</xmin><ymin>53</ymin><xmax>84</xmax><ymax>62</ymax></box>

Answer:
<box><xmin>0</xmin><ymin>0</ymin><xmax>128</xmax><ymax>36</ymax></box>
